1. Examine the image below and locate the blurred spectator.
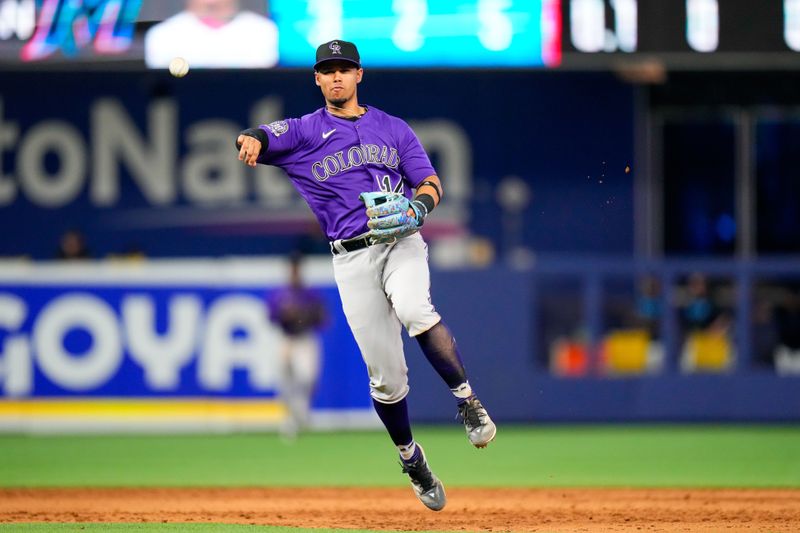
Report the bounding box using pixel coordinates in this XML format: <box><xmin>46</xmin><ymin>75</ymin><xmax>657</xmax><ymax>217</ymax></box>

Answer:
<box><xmin>267</xmin><ymin>252</ymin><xmax>328</xmax><ymax>440</ymax></box>
<box><xmin>430</xmin><ymin>235</ymin><xmax>496</xmax><ymax>269</ymax></box>
<box><xmin>775</xmin><ymin>285</ymin><xmax>800</xmax><ymax>350</ymax></box>
<box><xmin>774</xmin><ymin>285</ymin><xmax>800</xmax><ymax>375</ymax></box>
<box><xmin>679</xmin><ymin>273</ymin><xmax>730</xmax><ymax>333</ymax></box>
<box><xmin>634</xmin><ymin>275</ymin><xmax>662</xmax><ymax>339</ymax></box>
<box><xmin>751</xmin><ymin>295</ymin><xmax>780</xmax><ymax>369</ymax></box>
<box><xmin>144</xmin><ymin>0</ymin><xmax>278</xmax><ymax>68</ymax></box>
<box><xmin>678</xmin><ymin>273</ymin><xmax>733</xmax><ymax>372</ymax></box>
<box><xmin>56</xmin><ymin>229</ymin><xmax>91</xmax><ymax>260</ymax></box>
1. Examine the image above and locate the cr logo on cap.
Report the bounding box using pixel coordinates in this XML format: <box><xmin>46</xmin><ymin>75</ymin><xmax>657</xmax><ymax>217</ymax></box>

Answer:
<box><xmin>329</xmin><ymin>41</ymin><xmax>342</xmax><ymax>54</ymax></box>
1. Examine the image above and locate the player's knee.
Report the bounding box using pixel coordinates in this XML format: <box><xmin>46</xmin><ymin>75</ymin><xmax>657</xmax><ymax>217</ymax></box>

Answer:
<box><xmin>370</xmin><ymin>379</ymin><xmax>409</xmax><ymax>404</ymax></box>
<box><xmin>394</xmin><ymin>301</ymin><xmax>440</xmax><ymax>338</ymax></box>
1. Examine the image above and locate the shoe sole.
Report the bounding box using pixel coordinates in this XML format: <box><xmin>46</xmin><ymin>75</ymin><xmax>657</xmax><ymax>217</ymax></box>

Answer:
<box><xmin>471</xmin><ymin>425</ymin><xmax>497</xmax><ymax>449</ymax></box>
<box><xmin>421</xmin><ymin>480</ymin><xmax>447</xmax><ymax>511</ymax></box>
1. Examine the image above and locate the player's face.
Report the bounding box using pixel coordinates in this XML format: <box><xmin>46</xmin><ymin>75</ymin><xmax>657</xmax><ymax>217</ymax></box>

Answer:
<box><xmin>188</xmin><ymin>0</ymin><xmax>238</xmax><ymax>19</ymax></box>
<box><xmin>315</xmin><ymin>61</ymin><xmax>363</xmax><ymax>106</ymax></box>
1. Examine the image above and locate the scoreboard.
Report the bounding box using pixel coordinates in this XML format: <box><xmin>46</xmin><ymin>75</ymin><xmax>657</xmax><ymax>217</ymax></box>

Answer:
<box><xmin>1</xmin><ymin>0</ymin><xmax>799</xmax><ymax>69</ymax></box>
<box><xmin>265</xmin><ymin>0</ymin><xmax>560</xmax><ymax>68</ymax></box>
<box><xmin>561</xmin><ymin>0</ymin><xmax>800</xmax><ymax>68</ymax></box>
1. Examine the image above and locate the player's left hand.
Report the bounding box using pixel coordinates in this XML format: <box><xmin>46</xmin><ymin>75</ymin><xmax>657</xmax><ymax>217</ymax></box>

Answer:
<box><xmin>359</xmin><ymin>192</ymin><xmax>426</xmax><ymax>244</ymax></box>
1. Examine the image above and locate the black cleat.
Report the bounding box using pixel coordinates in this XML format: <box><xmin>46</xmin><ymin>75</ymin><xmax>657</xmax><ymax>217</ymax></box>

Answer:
<box><xmin>457</xmin><ymin>396</ymin><xmax>497</xmax><ymax>448</ymax></box>
<box><xmin>400</xmin><ymin>445</ymin><xmax>446</xmax><ymax>511</ymax></box>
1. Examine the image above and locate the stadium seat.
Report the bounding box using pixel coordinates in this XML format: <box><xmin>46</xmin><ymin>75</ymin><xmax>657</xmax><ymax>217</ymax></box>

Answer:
<box><xmin>681</xmin><ymin>331</ymin><xmax>733</xmax><ymax>372</ymax></box>
<box><xmin>601</xmin><ymin>329</ymin><xmax>651</xmax><ymax>375</ymax></box>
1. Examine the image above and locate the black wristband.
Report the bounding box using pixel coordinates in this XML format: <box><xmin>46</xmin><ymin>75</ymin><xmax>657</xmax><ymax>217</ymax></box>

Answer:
<box><xmin>236</xmin><ymin>127</ymin><xmax>269</xmax><ymax>153</ymax></box>
<box><xmin>414</xmin><ymin>193</ymin><xmax>435</xmax><ymax>215</ymax></box>
<box><xmin>420</xmin><ymin>180</ymin><xmax>442</xmax><ymax>199</ymax></box>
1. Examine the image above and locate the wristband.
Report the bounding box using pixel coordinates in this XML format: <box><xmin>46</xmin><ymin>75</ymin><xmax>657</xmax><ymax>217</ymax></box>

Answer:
<box><xmin>414</xmin><ymin>193</ymin><xmax>435</xmax><ymax>215</ymax></box>
<box><xmin>420</xmin><ymin>180</ymin><xmax>442</xmax><ymax>199</ymax></box>
<box><xmin>235</xmin><ymin>127</ymin><xmax>269</xmax><ymax>153</ymax></box>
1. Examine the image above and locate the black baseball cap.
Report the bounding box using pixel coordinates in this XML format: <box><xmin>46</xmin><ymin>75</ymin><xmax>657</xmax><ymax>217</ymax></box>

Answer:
<box><xmin>314</xmin><ymin>39</ymin><xmax>361</xmax><ymax>70</ymax></box>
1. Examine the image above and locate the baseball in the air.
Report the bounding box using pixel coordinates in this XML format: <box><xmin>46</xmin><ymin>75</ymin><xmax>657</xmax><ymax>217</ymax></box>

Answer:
<box><xmin>169</xmin><ymin>57</ymin><xmax>189</xmax><ymax>78</ymax></box>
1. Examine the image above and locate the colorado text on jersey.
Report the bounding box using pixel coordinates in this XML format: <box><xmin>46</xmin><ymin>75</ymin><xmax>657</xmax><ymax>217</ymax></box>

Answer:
<box><xmin>311</xmin><ymin>144</ymin><xmax>400</xmax><ymax>181</ymax></box>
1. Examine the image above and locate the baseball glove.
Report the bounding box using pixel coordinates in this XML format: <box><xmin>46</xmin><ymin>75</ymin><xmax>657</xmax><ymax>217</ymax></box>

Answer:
<box><xmin>359</xmin><ymin>191</ymin><xmax>427</xmax><ymax>245</ymax></box>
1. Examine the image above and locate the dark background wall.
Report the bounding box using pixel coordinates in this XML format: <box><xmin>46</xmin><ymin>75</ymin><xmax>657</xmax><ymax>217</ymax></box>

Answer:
<box><xmin>0</xmin><ymin>69</ymin><xmax>635</xmax><ymax>259</ymax></box>
<box><xmin>3</xmin><ymin>67</ymin><xmax>800</xmax><ymax>422</ymax></box>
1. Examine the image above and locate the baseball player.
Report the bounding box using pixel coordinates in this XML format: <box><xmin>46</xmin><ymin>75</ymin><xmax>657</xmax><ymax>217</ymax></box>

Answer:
<box><xmin>267</xmin><ymin>252</ymin><xmax>327</xmax><ymax>441</ymax></box>
<box><xmin>236</xmin><ymin>39</ymin><xmax>496</xmax><ymax>512</ymax></box>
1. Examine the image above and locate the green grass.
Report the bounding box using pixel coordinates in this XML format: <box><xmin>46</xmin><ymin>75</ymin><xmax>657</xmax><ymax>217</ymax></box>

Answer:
<box><xmin>2</xmin><ymin>426</ymin><xmax>799</xmax><ymax>533</ymax></box>
<box><xmin>2</xmin><ymin>425</ymin><xmax>800</xmax><ymax>488</ymax></box>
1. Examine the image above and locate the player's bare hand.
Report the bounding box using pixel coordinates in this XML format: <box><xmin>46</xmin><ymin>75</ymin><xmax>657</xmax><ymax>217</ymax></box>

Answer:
<box><xmin>237</xmin><ymin>135</ymin><xmax>262</xmax><ymax>167</ymax></box>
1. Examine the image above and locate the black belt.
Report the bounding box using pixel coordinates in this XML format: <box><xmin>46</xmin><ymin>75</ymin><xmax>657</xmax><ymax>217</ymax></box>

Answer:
<box><xmin>330</xmin><ymin>235</ymin><xmax>372</xmax><ymax>255</ymax></box>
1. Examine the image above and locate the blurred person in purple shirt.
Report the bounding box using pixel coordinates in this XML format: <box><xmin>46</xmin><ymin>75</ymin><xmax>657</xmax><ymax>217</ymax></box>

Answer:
<box><xmin>267</xmin><ymin>252</ymin><xmax>327</xmax><ymax>440</ymax></box>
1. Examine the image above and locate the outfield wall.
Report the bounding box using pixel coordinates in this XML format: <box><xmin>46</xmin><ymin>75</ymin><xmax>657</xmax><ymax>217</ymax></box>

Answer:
<box><xmin>410</xmin><ymin>259</ymin><xmax>800</xmax><ymax>423</ymax></box>
<box><xmin>0</xmin><ymin>70</ymin><xmax>634</xmax><ymax>260</ymax></box>
<box><xmin>1</xmin><ymin>258</ymin><xmax>799</xmax><ymax>432</ymax></box>
<box><xmin>0</xmin><ymin>258</ymin><xmax>379</xmax><ymax>432</ymax></box>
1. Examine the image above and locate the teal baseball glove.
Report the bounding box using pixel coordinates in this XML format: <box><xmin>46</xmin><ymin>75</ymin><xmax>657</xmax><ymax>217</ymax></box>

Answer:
<box><xmin>359</xmin><ymin>191</ymin><xmax>427</xmax><ymax>245</ymax></box>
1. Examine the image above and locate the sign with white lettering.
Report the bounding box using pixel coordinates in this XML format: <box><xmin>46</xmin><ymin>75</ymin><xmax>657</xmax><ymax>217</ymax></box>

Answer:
<box><xmin>0</xmin><ymin>261</ymin><xmax>369</xmax><ymax>411</ymax></box>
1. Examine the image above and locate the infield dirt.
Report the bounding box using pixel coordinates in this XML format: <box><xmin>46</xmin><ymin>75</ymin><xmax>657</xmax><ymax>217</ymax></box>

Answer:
<box><xmin>1</xmin><ymin>487</ymin><xmax>799</xmax><ymax>532</ymax></box>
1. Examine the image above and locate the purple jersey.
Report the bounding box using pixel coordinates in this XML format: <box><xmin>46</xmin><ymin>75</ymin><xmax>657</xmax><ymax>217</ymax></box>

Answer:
<box><xmin>267</xmin><ymin>286</ymin><xmax>327</xmax><ymax>336</ymax></box>
<box><xmin>256</xmin><ymin>106</ymin><xmax>436</xmax><ymax>241</ymax></box>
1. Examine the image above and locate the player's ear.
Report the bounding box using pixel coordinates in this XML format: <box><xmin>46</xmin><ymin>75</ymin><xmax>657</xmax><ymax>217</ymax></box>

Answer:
<box><xmin>356</xmin><ymin>68</ymin><xmax>363</xmax><ymax>84</ymax></box>
<box><xmin>314</xmin><ymin>71</ymin><xmax>321</xmax><ymax>86</ymax></box>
